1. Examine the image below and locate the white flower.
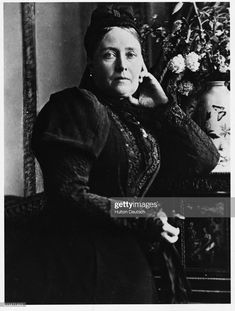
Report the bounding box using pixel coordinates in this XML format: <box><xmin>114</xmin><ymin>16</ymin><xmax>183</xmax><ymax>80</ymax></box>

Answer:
<box><xmin>168</xmin><ymin>54</ymin><xmax>185</xmax><ymax>74</ymax></box>
<box><xmin>185</xmin><ymin>52</ymin><xmax>200</xmax><ymax>72</ymax></box>
<box><xmin>178</xmin><ymin>81</ymin><xmax>194</xmax><ymax>96</ymax></box>
<box><xmin>219</xmin><ymin>63</ymin><xmax>229</xmax><ymax>73</ymax></box>
<box><xmin>214</xmin><ymin>54</ymin><xmax>229</xmax><ymax>72</ymax></box>
<box><xmin>226</xmin><ymin>42</ymin><xmax>230</xmax><ymax>51</ymax></box>
<box><xmin>216</xmin><ymin>55</ymin><xmax>226</xmax><ymax>65</ymax></box>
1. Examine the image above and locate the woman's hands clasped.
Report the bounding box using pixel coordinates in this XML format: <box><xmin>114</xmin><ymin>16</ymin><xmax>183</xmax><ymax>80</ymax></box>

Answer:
<box><xmin>156</xmin><ymin>209</ymin><xmax>181</xmax><ymax>244</ymax></box>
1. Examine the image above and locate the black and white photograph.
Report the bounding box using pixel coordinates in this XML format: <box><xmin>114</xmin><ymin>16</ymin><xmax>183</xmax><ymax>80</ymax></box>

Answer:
<box><xmin>3</xmin><ymin>1</ymin><xmax>231</xmax><ymax>307</ymax></box>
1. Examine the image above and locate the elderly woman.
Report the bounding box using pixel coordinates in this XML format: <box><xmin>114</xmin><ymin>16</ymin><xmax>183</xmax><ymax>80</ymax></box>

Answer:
<box><xmin>31</xmin><ymin>5</ymin><xmax>219</xmax><ymax>304</ymax></box>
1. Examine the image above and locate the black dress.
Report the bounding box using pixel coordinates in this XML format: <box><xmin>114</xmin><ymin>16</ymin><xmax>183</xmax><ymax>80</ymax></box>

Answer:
<box><xmin>18</xmin><ymin>87</ymin><xmax>219</xmax><ymax>304</ymax></box>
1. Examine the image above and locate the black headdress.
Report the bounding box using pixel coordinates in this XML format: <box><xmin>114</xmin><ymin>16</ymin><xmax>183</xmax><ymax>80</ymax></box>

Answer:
<box><xmin>84</xmin><ymin>4</ymin><xmax>140</xmax><ymax>58</ymax></box>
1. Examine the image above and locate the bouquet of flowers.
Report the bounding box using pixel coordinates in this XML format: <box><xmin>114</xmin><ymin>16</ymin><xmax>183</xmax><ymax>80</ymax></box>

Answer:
<box><xmin>140</xmin><ymin>2</ymin><xmax>230</xmax><ymax>105</ymax></box>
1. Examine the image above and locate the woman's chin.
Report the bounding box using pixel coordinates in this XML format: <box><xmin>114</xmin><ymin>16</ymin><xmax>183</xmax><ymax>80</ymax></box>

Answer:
<box><xmin>108</xmin><ymin>87</ymin><xmax>136</xmax><ymax>99</ymax></box>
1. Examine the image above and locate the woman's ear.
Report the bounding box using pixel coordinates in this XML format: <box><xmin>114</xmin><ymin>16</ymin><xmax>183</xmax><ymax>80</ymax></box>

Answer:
<box><xmin>79</xmin><ymin>64</ymin><xmax>95</xmax><ymax>89</ymax></box>
<box><xmin>141</xmin><ymin>60</ymin><xmax>148</xmax><ymax>75</ymax></box>
<box><xmin>139</xmin><ymin>59</ymin><xmax>148</xmax><ymax>84</ymax></box>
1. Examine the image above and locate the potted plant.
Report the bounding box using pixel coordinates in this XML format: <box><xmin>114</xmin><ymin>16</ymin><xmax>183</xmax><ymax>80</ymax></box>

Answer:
<box><xmin>140</xmin><ymin>2</ymin><xmax>230</xmax><ymax>102</ymax></box>
<box><xmin>140</xmin><ymin>2</ymin><xmax>230</xmax><ymax>171</ymax></box>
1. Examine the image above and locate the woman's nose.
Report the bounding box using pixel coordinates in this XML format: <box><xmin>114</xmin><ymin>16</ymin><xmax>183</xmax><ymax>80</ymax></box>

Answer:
<box><xmin>115</xmin><ymin>55</ymin><xmax>127</xmax><ymax>72</ymax></box>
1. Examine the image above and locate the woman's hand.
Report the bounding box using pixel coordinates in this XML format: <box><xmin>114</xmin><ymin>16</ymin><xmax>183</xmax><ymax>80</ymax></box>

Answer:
<box><xmin>156</xmin><ymin>209</ymin><xmax>180</xmax><ymax>244</ymax></box>
<box><xmin>127</xmin><ymin>61</ymin><xmax>168</xmax><ymax>106</ymax></box>
<box><xmin>138</xmin><ymin>61</ymin><xmax>169</xmax><ymax>107</ymax></box>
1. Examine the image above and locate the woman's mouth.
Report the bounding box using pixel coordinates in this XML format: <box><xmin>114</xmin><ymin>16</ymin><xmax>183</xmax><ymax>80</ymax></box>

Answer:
<box><xmin>114</xmin><ymin>77</ymin><xmax>130</xmax><ymax>81</ymax></box>
<box><xmin>114</xmin><ymin>77</ymin><xmax>130</xmax><ymax>84</ymax></box>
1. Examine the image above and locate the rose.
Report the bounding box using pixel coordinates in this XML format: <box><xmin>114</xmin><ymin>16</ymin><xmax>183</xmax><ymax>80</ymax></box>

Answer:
<box><xmin>219</xmin><ymin>63</ymin><xmax>229</xmax><ymax>73</ymax></box>
<box><xmin>178</xmin><ymin>80</ymin><xmax>194</xmax><ymax>96</ymax></box>
<box><xmin>185</xmin><ymin>52</ymin><xmax>200</xmax><ymax>72</ymax></box>
<box><xmin>168</xmin><ymin>54</ymin><xmax>185</xmax><ymax>74</ymax></box>
<box><xmin>215</xmin><ymin>54</ymin><xmax>226</xmax><ymax>65</ymax></box>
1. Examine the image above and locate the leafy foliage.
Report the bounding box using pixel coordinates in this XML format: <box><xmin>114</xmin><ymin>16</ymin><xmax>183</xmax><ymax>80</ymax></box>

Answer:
<box><xmin>140</xmin><ymin>2</ymin><xmax>230</xmax><ymax>103</ymax></box>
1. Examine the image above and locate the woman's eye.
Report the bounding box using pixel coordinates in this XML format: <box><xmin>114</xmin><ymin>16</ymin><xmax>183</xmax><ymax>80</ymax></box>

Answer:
<box><xmin>103</xmin><ymin>51</ymin><xmax>116</xmax><ymax>59</ymax></box>
<box><xmin>126</xmin><ymin>52</ymin><xmax>137</xmax><ymax>59</ymax></box>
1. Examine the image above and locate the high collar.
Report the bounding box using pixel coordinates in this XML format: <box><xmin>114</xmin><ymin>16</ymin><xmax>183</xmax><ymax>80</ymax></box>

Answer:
<box><xmin>94</xmin><ymin>89</ymin><xmax>140</xmax><ymax>111</ymax></box>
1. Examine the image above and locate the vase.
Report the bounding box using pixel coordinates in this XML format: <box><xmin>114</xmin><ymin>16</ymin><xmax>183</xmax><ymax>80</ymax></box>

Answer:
<box><xmin>196</xmin><ymin>81</ymin><xmax>230</xmax><ymax>173</ymax></box>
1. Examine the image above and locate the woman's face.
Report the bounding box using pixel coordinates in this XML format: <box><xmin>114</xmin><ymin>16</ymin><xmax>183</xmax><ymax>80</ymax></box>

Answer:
<box><xmin>90</xmin><ymin>27</ymin><xmax>143</xmax><ymax>98</ymax></box>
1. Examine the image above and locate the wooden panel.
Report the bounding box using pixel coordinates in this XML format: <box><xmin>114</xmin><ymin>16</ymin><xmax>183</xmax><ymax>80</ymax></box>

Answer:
<box><xmin>21</xmin><ymin>3</ymin><xmax>37</xmax><ymax>196</ymax></box>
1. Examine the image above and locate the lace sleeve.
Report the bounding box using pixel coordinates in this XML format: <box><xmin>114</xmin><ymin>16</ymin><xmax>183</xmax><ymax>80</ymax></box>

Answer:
<box><xmin>153</xmin><ymin>102</ymin><xmax>220</xmax><ymax>176</ymax></box>
<box><xmin>39</xmin><ymin>145</ymin><xmax>162</xmax><ymax>239</ymax></box>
